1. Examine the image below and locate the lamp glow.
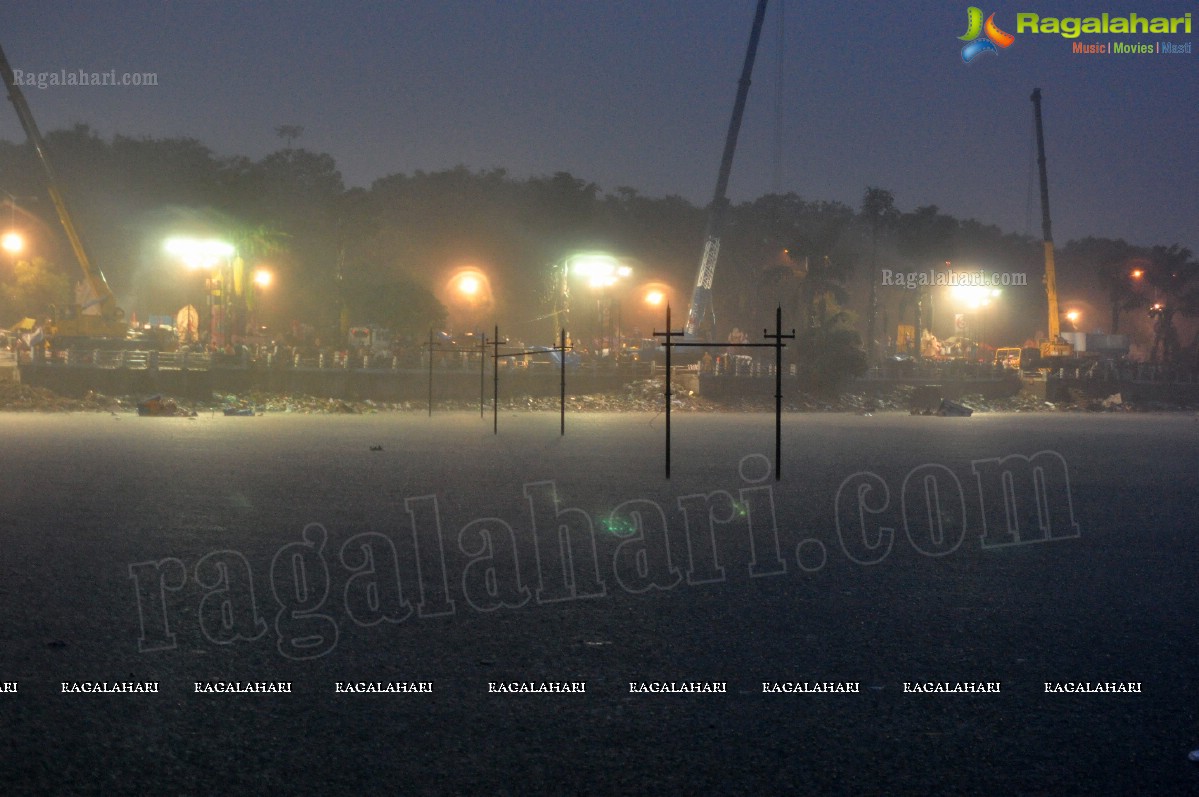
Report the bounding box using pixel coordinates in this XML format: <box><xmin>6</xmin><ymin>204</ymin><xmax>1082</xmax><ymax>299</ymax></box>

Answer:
<box><xmin>1</xmin><ymin>231</ymin><xmax>23</xmax><ymax>254</ymax></box>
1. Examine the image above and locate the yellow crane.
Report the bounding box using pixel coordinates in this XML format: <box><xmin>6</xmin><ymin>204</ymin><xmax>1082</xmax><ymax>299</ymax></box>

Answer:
<box><xmin>1031</xmin><ymin>88</ymin><xmax>1073</xmax><ymax>360</ymax></box>
<box><xmin>0</xmin><ymin>42</ymin><xmax>127</xmax><ymax>343</ymax></box>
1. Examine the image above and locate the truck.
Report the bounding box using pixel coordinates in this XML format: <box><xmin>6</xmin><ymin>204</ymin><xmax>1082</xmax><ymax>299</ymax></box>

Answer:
<box><xmin>0</xmin><ymin>41</ymin><xmax>128</xmax><ymax>346</ymax></box>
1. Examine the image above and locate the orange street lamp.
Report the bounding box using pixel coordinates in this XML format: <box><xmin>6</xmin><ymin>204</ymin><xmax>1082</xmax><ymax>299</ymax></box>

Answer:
<box><xmin>457</xmin><ymin>273</ymin><xmax>480</xmax><ymax>297</ymax></box>
<box><xmin>1</xmin><ymin>230</ymin><xmax>23</xmax><ymax>254</ymax></box>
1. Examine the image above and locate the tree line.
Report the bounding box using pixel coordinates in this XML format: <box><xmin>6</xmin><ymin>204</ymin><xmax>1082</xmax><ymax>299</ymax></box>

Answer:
<box><xmin>0</xmin><ymin>125</ymin><xmax>1194</xmax><ymax>366</ymax></box>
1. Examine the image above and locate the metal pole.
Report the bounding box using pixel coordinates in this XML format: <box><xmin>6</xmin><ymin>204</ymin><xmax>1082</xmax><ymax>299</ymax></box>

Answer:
<box><xmin>559</xmin><ymin>327</ymin><xmax>566</xmax><ymax>436</ymax></box>
<box><xmin>479</xmin><ymin>332</ymin><xmax>486</xmax><ymax>418</ymax></box>
<box><xmin>760</xmin><ymin>305</ymin><xmax>794</xmax><ymax>482</ymax></box>
<box><xmin>427</xmin><ymin>328</ymin><xmax>434</xmax><ymax>417</ymax></box>
<box><xmin>775</xmin><ymin>306</ymin><xmax>782</xmax><ymax>479</ymax></box>
<box><xmin>665</xmin><ymin>303</ymin><xmax>672</xmax><ymax>479</ymax></box>
<box><xmin>493</xmin><ymin>324</ymin><xmax>499</xmax><ymax>435</ymax></box>
<box><xmin>774</xmin><ymin>306</ymin><xmax>782</xmax><ymax>480</ymax></box>
<box><xmin>653</xmin><ymin>303</ymin><xmax>688</xmax><ymax>479</ymax></box>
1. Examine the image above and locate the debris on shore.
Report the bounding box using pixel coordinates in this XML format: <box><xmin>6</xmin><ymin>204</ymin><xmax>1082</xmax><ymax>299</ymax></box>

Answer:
<box><xmin>0</xmin><ymin>379</ymin><xmax>1194</xmax><ymax>415</ymax></box>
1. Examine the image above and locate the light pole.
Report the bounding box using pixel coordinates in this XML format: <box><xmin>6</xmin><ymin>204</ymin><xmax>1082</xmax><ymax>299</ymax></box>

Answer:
<box><xmin>635</xmin><ymin>283</ymin><xmax>671</xmax><ymax>344</ymax></box>
<box><xmin>1</xmin><ymin>191</ymin><xmax>37</xmax><ymax>260</ymax></box>
<box><xmin>950</xmin><ymin>281</ymin><xmax>1001</xmax><ymax>360</ymax></box>
<box><xmin>1111</xmin><ymin>268</ymin><xmax>1143</xmax><ymax>334</ymax></box>
<box><xmin>164</xmin><ymin>237</ymin><xmax>235</xmax><ymax>347</ymax></box>
<box><xmin>248</xmin><ymin>267</ymin><xmax>273</xmax><ymax>335</ymax></box>
<box><xmin>1</xmin><ymin>230</ymin><xmax>22</xmax><ymax>257</ymax></box>
<box><xmin>446</xmin><ymin>267</ymin><xmax>491</xmax><ymax>337</ymax></box>
<box><xmin>557</xmin><ymin>253</ymin><xmax>631</xmax><ymax>356</ymax></box>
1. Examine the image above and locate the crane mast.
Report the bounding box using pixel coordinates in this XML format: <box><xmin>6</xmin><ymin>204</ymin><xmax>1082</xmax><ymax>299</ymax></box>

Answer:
<box><xmin>0</xmin><ymin>41</ymin><xmax>125</xmax><ymax>338</ymax></box>
<box><xmin>684</xmin><ymin>0</ymin><xmax>770</xmax><ymax>338</ymax></box>
<box><xmin>1030</xmin><ymin>88</ymin><xmax>1072</xmax><ymax>359</ymax></box>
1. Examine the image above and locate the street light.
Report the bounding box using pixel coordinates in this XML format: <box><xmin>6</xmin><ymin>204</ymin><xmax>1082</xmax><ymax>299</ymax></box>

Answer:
<box><xmin>443</xmin><ymin>267</ymin><xmax>492</xmax><ymax>336</ymax></box>
<box><xmin>556</xmin><ymin>253</ymin><xmax>631</xmax><ymax>354</ymax></box>
<box><xmin>949</xmin><ymin>283</ymin><xmax>1002</xmax><ymax>356</ymax></box>
<box><xmin>246</xmin><ymin>268</ymin><xmax>274</xmax><ymax>335</ymax></box>
<box><xmin>571</xmin><ymin>255</ymin><xmax>629</xmax><ymax>289</ymax></box>
<box><xmin>164</xmin><ymin>237</ymin><xmax>236</xmax><ymax>346</ymax></box>
<box><xmin>164</xmin><ymin>236</ymin><xmax>234</xmax><ymax>269</ymax></box>
<box><xmin>1</xmin><ymin>230</ymin><xmax>22</xmax><ymax>255</ymax></box>
<box><xmin>2</xmin><ymin>191</ymin><xmax>38</xmax><ymax>258</ymax></box>
<box><xmin>950</xmin><ymin>283</ymin><xmax>1001</xmax><ymax>310</ymax></box>
<box><xmin>634</xmin><ymin>282</ymin><xmax>673</xmax><ymax>339</ymax></box>
<box><xmin>449</xmin><ymin>269</ymin><xmax>490</xmax><ymax>305</ymax></box>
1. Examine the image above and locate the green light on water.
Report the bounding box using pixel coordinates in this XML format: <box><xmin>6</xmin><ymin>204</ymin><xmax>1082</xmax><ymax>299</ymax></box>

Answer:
<box><xmin>600</xmin><ymin>516</ymin><xmax>637</xmax><ymax>537</ymax></box>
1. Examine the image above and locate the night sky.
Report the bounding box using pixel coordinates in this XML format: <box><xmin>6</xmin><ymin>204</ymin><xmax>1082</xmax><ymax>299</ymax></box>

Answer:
<box><xmin>2</xmin><ymin>1</ymin><xmax>1196</xmax><ymax>251</ymax></box>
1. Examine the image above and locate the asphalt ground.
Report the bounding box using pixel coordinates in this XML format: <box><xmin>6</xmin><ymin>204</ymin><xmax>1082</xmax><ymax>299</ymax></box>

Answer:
<box><xmin>0</xmin><ymin>411</ymin><xmax>1196</xmax><ymax>795</ymax></box>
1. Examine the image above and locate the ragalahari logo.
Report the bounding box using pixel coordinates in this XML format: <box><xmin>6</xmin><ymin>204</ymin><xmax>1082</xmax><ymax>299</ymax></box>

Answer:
<box><xmin>959</xmin><ymin>7</ymin><xmax>1015</xmax><ymax>62</ymax></box>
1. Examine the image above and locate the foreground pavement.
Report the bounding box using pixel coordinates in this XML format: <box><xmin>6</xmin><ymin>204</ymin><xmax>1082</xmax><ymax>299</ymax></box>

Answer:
<box><xmin>0</xmin><ymin>411</ymin><xmax>1196</xmax><ymax>795</ymax></box>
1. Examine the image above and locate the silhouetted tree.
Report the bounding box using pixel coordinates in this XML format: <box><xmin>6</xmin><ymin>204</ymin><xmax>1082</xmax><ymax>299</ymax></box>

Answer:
<box><xmin>860</xmin><ymin>186</ymin><xmax>897</xmax><ymax>364</ymax></box>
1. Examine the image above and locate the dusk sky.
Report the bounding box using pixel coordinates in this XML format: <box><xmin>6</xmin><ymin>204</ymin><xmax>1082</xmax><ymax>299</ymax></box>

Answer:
<box><xmin>2</xmin><ymin>1</ymin><xmax>1196</xmax><ymax>251</ymax></box>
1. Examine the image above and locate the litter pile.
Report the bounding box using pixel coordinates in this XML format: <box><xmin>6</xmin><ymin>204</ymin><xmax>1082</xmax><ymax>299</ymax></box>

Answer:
<box><xmin>137</xmin><ymin>395</ymin><xmax>197</xmax><ymax>417</ymax></box>
<box><xmin>953</xmin><ymin>391</ymin><xmax>1151</xmax><ymax>413</ymax></box>
<box><xmin>0</xmin><ymin>382</ymin><xmax>124</xmax><ymax>412</ymax></box>
<box><xmin>0</xmin><ymin>380</ymin><xmax>1195</xmax><ymax>415</ymax></box>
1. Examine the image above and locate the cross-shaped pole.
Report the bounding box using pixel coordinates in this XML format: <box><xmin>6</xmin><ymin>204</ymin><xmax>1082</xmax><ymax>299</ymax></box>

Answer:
<box><xmin>426</xmin><ymin>328</ymin><xmax>438</xmax><ymax>417</ymax></box>
<box><xmin>763</xmin><ymin>305</ymin><xmax>795</xmax><ymax>480</ymax></box>
<box><xmin>490</xmin><ymin>324</ymin><xmax>509</xmax><ymax>435</ymax></box>
<box><xmin>557</xmin><ymin>327</ymin><xmax>571</xmax><ymax>436</ymax></box>
<box><xmin>478</xmin><ymin>331</ymin><xmax>488</xmax><ymax>419</ymax></box>
<box><xmin>653</xmin><ymin>303</ymin><xmax>687</xmax><ymax>478</ymax></box>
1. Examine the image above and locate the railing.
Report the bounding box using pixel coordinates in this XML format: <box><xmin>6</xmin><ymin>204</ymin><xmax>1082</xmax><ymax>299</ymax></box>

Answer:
<box><xmin>19</xmin><ymin>349</ymin><xmax>214</xmax><ymax>370</ymax></box>
<box><xmin>22</xmin><ymin>347</ymin><xmax>1194</xmax><ymax>385</ymax></box>
<box><xmin>1049</xmin><ymin>363</ymin><xmax>1197</xmax><ymax>384</ymax></box>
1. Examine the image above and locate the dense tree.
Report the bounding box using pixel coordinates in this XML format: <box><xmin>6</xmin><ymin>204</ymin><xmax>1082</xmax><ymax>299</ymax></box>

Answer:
<box><xmin>0</xmin><ymin>124</ymin><xmax>1191</xmax><ymax>366</ymax></box>
<box><xmin>342</xmin><ymin>274</ymin><xmax>446</xmax><ymax>339</ymax></box>
<box><xmin>794</xmin><ymin>315</ymin><xmax>867</xmax><ymax>394</ymax></box>
<box><xmin>787</xmin><ymin>203</ymin><xmax>856</xmax><ymax>331</ymax></box>
<box><xmin>893</xmin><ymin>205</ymin><xmax>958</xmax><ymax>356</ymax></box>
<box><xmin>1059</xmin><ymin>237</ymin><xmax>1145</xmax><ymax>335</ymax></box>
<box><xmin>0</xmin><ymin>256</ymin><xmax>71</xmax><ymax>323</ymax></box>
<box><xmin>1141</xmin><ymin>245</ymin><xmax>1199</xmax><ymax>365</ymax></box>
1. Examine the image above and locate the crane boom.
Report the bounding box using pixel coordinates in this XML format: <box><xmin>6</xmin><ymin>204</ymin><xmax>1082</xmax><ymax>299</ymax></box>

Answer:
<box><xmin>0</xmin><ymin>41</ymin><xmax>124</xmax><ymax>336</ymax></box>
<box><xmin>684</xmin><ymin>0</ymin><xmax>770</xmax><ymax>338</ymax></box>
<box><xmin>1030</xmin><ymin>87</ymin><xmax>1072</xmax><ymax>359</ymax></box>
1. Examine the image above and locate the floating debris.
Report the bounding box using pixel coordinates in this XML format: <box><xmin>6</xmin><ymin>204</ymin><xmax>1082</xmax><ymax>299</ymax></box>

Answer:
<box><xmin>137</xmin><ymin>395</ymin><xmax>197</xmax><ymax>417</ymax></box>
